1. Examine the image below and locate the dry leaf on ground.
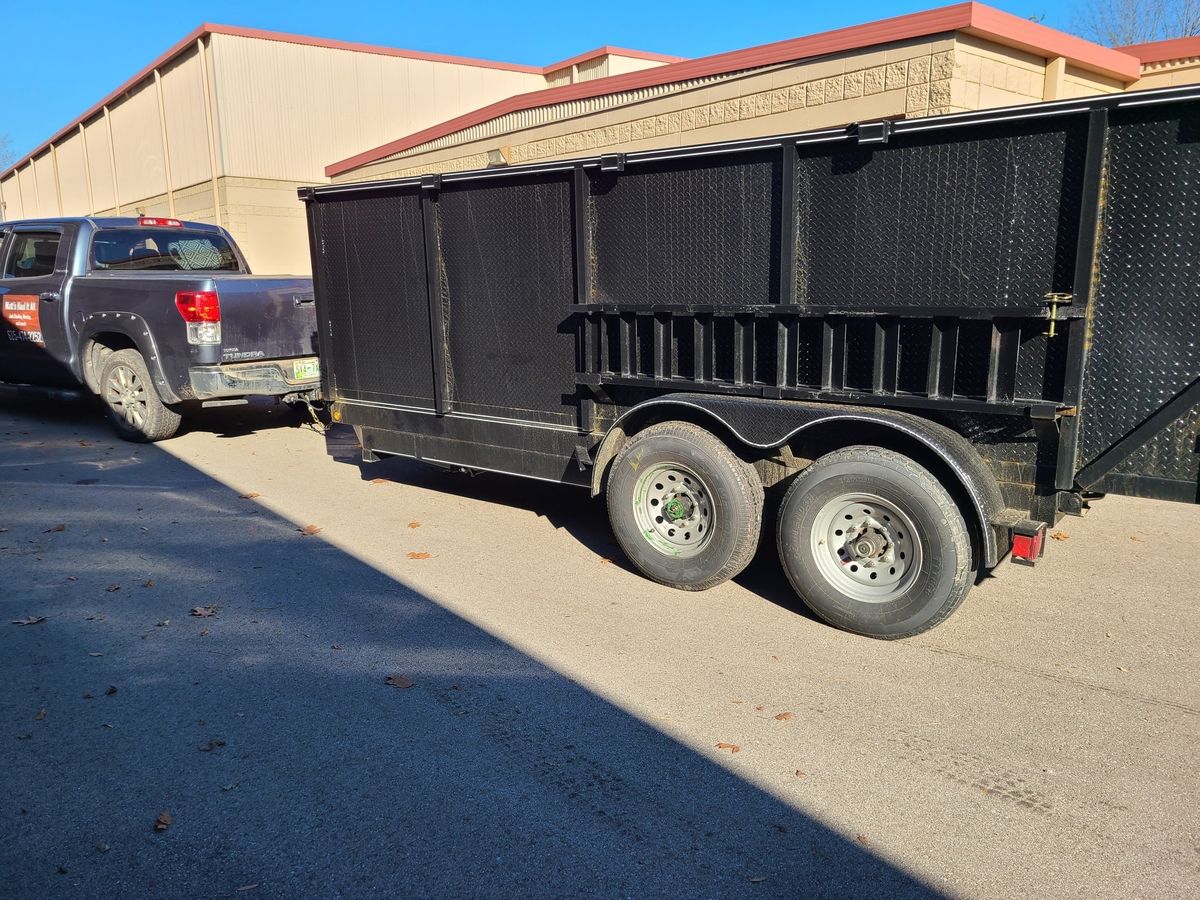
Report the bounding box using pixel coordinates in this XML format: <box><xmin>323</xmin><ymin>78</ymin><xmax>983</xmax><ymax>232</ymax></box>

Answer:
<box><xmin>856</xmin><ymin>833</ymin><xmax>869</xmax><ymax>846</ymax></box>
<box><xmin>106</xmin><ymin>584</ymin><xmax>121</xmax><ymax>593</ymax></box>
<box><xmin>715</xmin><ymin>742</ymin><xmax>741</xmax><ymax>753</ymax></box>
<box><xmin>407</xmin><ymin>552</ymin><xmax>431</xmax><ymax>560</ymax></box>
<box><xmin>774</xmin><ymin>712</ymin><xmax>794</xmax><ymax>721</ymax></box>
<box><xmin>104</xmin><ymin>686</ymin><xmax>118</xmax><ymax>696</ymax></box>
<box><xmin>88</xmin><ymin>652</ymin><xmax>102</xmax><ymax>657</ymax></box>
<box><xmin>369</xmin><ymin>478</ymin><xmax>390</xmax><ymax>485</ymax></box>
<box><xmin>298</xmin><ymin>524</ymin><xmax>322</xmax><ymax>536</ymax></box>
<box><xmin>12</xmin><ymin>616</ymin><xmax>46</xmax><ymax>626</ymax></box>
<box><xmin>239</xmin><ymin>492</ymin><xmax>261</xmax><ymax>499</ymax></box>
<box><xmin>190</xmin><ymin>606</ymin><xmax>218</xmax><ymax>618</ymax></box>
<box><xmin>67</xmin><ymin>576</ymin><xmax>78</xmax><ymax>582</ymax></box>
<box><xmin>385</xmin><ymin>674</ymin><xmax>413</xmax><ymax>689</ymax></box>
<box><xmin>154</xmin><ymin>811</ymin><xmax>172</xmax><ymax>831</ymax></box>
<box><xmin>199</xmin><ymin>628</ymin><xmax>210</xmax><ymax>637</ymax></box>
<box><xmin>407</xmin><ymin>521</ymin><xmax>420</xmax><ymax>529</ymax></box>
<box><xmin>795</xmin><ymin>769</ymin><xmax>807</xmax><ymax>778</ymax></box>
<box><xmin>198</xmin><ymin>738</ymin><xmax>226</xmax><ymax>752</ymax></box>
<box><xmin>144</xmin><ymin>579</ymin><xmax>155</xmax><ymax>588</ymax></box>
<box><xmin>45</xmin><ymin>524</ymin><xmax>66</xmax><ymax>533</ymax></box>
<box><xmin>34</xmin><ymin>709</ymin><xmax>47</xmax><ymax>721</ymax></box>
<box><xmin>1130</xmin><ymin>535</ymin><xmax>1144</xmax><ymax>542</ymax></box>
<box><xmin>1050</xmin><ymin>531</ymin><xmax>1070</xmax><ymax>541</ymax></box>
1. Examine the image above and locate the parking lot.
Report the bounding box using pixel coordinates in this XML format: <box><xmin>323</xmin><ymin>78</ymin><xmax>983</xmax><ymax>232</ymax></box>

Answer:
<box><xmin>2</xmin><ymin>397</ymin><xmax>1197</xmax><ymax>898</ymax></box>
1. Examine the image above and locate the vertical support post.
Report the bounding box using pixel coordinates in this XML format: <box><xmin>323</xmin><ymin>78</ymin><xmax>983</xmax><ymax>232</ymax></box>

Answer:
<box><xmin>29</xmin><ymin>160</ymin><xmax>42</xmax><ymax>215</ymax></box>
<box><xmin>986</xmin><ymin>323</ymin><xmax>1019</xmax><ymax>402</ymax></box>
<box><xmin>779</xmin><ymin>141</ymin><xmax>798</xmax><ymax>306</ymax></box>
<box><xmin>927</xmin><ymin>317</ymin><xmax>959</xmax><ymax>398</ymax></box>
<box><xmin>572</xmin><ymin>164</ymin><xmax>592</xmax><ymax>305</ymax></box>
<box><xmin>153</xmin><ymin>69</ymin><xmax>176</xmax><ymax>217</ymax></box>
<box><xmin>197</xmin><ymin>37</ymin><xmax>223</xmax><ymax>226</ymax></box>
<box><xmin>1055</xmin><ymin>106</ymin><xmax>1109</xmax><ymax>490</ymax></box>
<box><xmin>421</xmin><ymin>178</ymin><xmax>452</xmax><ymax>416</ymax></box>
<box><xmin>822</xmin><ymin>318</ymin><xmax>846</xmax><ymax>391</ymax></box>
<box><xmin>50</xmin><ymin>143</ymin><xmax>64</xmax><ymax>216</ymax></box>
<box><xmin>103</xmin><ymin>106</ymin><xmax>121</xmax><ymax>215</ymax></box>
<box><xmin>299</xmin><ymin>189</ymin><xmax>334</xmax><ymax>401</ymax></box>
<box><xmin>775</xmin><ymin>319</ymin><xmax>789</xmax><ymax>389</ymax></box>
<box><xmin>78</xmin><ymin>124</ymin><xmax>96</xmax><ymax>215</ymax></box>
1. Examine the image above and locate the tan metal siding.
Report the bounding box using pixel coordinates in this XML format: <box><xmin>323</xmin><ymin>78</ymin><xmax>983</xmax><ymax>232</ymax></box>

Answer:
<box><xmin>110</xmin><ymin>83</ymin><xmax>168</xmax><ymax>206</ymax></box>
<box><xmin>54</xmin><ymin>130</ymin><xmax>90</xmax><ymax>214</ymax></box>
<box><xmin>160</xmin><ymin>49</ymin><xmax>214</xmax><ymax>190</ymax></box>
<box><xmin>0</xmin><ymin>173</ymin><xmax>23</xmax><ymax>220</ymax></box>
<box><xmin>83</xmin><ymin>118</ymin><xmax>117</xmax><ymax>213</ymax></box>
<box><xmin>17</xmin><ymin>166</ymin><xmax>39</xmax><ymax>216</ymax></box>
<box><xmin>209</xmin><ymin>33</ymin><xmax>544</xmax><ymax>182</ymax></box>
<box><xmin>33</xmin><ymin>153</ymin><xmax>60</xmax><ymax>215</ymax></box>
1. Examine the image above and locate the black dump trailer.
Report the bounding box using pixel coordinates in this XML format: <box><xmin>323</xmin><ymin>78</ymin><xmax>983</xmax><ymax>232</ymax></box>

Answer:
<box><xmin>300</xmin><ymin>84</ymin><xmax>1200</xmax><ymax>639</ymax></box>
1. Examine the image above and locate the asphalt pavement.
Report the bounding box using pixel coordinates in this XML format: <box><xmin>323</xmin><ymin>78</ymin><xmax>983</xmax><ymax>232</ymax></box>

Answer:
<box><xmin>1</xmin><ymin>397</ymin><xmax>1197</xmax><ymax>898</ymax></box>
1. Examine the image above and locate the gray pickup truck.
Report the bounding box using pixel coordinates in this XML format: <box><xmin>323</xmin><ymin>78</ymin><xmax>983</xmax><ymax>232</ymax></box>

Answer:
<box><xmin>0</xmin><ymin>216</ymin><xmax>319</xmax><ymax>441</ymax></box>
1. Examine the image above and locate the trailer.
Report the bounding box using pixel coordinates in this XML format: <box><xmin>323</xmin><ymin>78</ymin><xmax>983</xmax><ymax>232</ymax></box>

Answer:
<box><xmin>299</xmin><ymin>84</ymin><xmax>1200</xmax><ymax>639</ymax></box>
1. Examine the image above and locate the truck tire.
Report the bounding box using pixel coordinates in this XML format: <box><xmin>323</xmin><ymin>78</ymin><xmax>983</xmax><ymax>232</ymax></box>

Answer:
<box><xmin>776</xmin><ymin>446</ymin><xmax>972</xmax><ymax>639</ymax></box>
<box><xmin>607</xmin><ymin>421</ymin><xmax>763</xmax><ymax>591</ymax></box>
<box><xmin>98</xmin><ymin>349</ymin><xmax>182</xmax><ymax>442</ymax></box>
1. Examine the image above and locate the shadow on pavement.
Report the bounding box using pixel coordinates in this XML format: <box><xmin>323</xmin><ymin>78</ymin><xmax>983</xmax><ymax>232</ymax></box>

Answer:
<box><xmin>0</xmin><ymin>400</ymin><xmax>937</xmax><ymax>897</ymax></box>
<box><xmin>330</xmin><ymin>424</ymin><xmax>823</xmax><ymax>624</ymax></box>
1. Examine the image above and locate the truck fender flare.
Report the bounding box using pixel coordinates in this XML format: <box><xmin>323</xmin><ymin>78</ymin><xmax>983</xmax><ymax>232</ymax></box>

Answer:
<box><xmin>590</xmin><ymin>393</ymin><xmax>1006</xmax><ymax>568</ymax></box>
<box><xmin>77</xmin><ymin>313</ymin><xmax>181</xmax><ymax>404</ymax></box>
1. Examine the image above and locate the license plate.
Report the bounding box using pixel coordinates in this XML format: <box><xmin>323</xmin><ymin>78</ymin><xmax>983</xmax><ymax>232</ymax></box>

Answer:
<box><xmin>292</xmin><ymin>358</ymin><xmax>320</xmax><ymax>380</ymax></box>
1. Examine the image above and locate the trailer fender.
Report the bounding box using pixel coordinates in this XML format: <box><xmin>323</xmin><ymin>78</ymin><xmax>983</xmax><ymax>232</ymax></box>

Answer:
<box><xmin>78</xmin><ymin>313</ymin><xmax>182</xmax><ymax>404</ymax></box>
<box><xmin>591</xmin><ymin>394</ymin><xmax>1007</xmax><ymax>568</ymax></box>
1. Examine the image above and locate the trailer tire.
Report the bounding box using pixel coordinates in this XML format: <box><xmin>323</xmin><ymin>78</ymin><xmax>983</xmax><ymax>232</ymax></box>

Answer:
<box><xmin>776</xmin><ymin>445</ymin><xmax>972</xmax><ymax>639</ymax></box>
<box><xmin>98</xmin><ymin>349</ymin><xmax>182</xmax><ymax>442</ymax></box>
<box><xmin>607</xmin><ymin>421</ymin><xmax>763</xmax><ymax>591</ymax></box>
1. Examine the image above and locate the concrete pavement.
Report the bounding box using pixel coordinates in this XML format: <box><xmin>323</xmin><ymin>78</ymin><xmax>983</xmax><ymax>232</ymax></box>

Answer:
<box><xmin>1</xmin><ymin>398</ymin><xmax>1197</xmax><ymax>898</ymax></box>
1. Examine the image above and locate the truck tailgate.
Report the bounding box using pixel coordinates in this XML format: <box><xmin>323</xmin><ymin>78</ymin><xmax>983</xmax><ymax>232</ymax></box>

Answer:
<box><xmin>210</xmin><ymin>276</ymin><xmax>317</xmax><ymax>363</ymax></box>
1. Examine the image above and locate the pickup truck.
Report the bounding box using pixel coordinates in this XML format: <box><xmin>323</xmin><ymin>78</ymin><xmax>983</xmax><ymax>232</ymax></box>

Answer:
<box><xmin>0</xmin><ymin>216</ymin><xmax>319</xmax><ymax>441</ymax></box>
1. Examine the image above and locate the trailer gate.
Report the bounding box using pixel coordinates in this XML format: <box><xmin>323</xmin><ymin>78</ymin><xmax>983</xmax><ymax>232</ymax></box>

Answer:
<box><xmin>303</xmin><ymin>86</ymin><xmax>1200</xmax><ymax>511</ymax></box>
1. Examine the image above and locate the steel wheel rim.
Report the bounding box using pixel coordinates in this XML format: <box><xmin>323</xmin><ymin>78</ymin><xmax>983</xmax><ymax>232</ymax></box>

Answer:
<box><xmin>104</xmin><ymin>364</ymin><xmax>148</xmax><ymax>430</ymax></box>
<box><xmin>631</xmin><ymin>463</ymin><xmax>715</xmax><ymax>558</ymax></box>
<box><xmin>810</xmin><ymin>492</ymin><xmax>923</xmax><ymax>603</ymax></box>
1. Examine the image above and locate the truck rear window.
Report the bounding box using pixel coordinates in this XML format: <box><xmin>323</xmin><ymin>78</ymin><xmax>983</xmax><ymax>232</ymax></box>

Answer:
<box><xmin>92</xmin><ymin>228</ymin><xmax>241</xmax><ymax>272</ymax></box>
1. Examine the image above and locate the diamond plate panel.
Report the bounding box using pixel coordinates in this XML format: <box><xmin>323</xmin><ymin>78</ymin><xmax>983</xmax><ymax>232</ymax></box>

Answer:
<box><xmin>311</xmin><ymin>190</ymin><xmax>435</xmax><ymax>407</ymax></box>
<box><xmin>435</xmin><ymin>173</ymin><xmax>577</xmax><ymax>424</ymax></box>
<box><xmin>1079</xmin><ymin>101</ymin><xmax>1200</xmax><ymax>484</ymax></box>
<box><xmin>794</xmin><ymin>119</ymin><xmax>1087</xmax><ymax>308</ymax></box>
<box><xmin>588</xmin><ymin>151</ymin><xmax>782</xmax><ymax>306</ymax></box>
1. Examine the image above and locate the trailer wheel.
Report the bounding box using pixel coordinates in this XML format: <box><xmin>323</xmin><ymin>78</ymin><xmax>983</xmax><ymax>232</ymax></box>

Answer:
<box><xmin>99</xmin><ymin>349</ymin><xmax>182</xmax><ymax>443</ymax></box>
<box><xmin>607</xmin><ymin>421</ymin><xmax>762</xmax><ymax>591</ymax></box>
<box><xmin>776</xmin><ymin>445</ymin><xmax>972</xmax><ymax>639</ymax></box>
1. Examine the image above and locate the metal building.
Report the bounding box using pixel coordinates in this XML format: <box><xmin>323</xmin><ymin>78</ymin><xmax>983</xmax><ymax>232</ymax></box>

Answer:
<box><xmin>0</xmin><ymin>27</ymin><xmax>676</xmax><ymax>274</ymax></box>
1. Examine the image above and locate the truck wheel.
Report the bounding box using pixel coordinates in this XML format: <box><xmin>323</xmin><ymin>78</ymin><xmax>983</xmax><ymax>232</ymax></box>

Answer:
<box><xmin>607</xmin><ymin>421</ymin><xmax>763</xmax><ymax>591</ymax></box>
<box><xmin>776</xmin><ymin>446</ymin><xmax>972</xmax><ymax>639</ymax></box>
<box><xmin>99</xmin><ymin>349</ymin><xmax>182</xmax><ymax>442</ymax></box>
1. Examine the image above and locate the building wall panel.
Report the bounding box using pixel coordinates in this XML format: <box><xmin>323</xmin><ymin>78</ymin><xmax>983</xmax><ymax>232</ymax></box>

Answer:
<box><xmin>83</xmin><ymin>118</ymin><xmax>117</xmax><ymax>213</ymax></box>
<box><xmin>54</xmin><ymin>131</ymin><xmax>90</xmax><ymax>214</ymax></box>
<box><xmin>160</xmin><ymin>49</ymin><xmax>214</xmax><ymax>190</ymax></box>
<box><xmin>210</xmin><ymin>33</ymin><xmax>544</xmax><ymax>182</ymax></box>
<box><xmin>17</xmin><ymin>166</ymin><xmax>39</xmax><ymax>217</ymax></box>
<box><xmin>0</xmin><ymin>173</ymin><xmax>25</xmax><ymax>220</ymax></box>
<box><xmin>33</xmin><ymin>153</ymin><xmax>60</xmax><ymax>216</ymax></box>
<box><xmin>110</xmin><ymin>83</ymin><xmax>168</xmax><ymax>206</ymax></box>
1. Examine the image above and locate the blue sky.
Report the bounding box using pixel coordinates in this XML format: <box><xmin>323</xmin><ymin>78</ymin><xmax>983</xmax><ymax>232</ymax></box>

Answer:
<box><xmin>1</xmin><ymin>0</ymin><xmax>1081</xmax><ymax>161</ymax></box>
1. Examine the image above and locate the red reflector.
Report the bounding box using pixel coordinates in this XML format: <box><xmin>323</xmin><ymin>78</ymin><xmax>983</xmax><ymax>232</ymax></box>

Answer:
<box><xmin>139</xmin><ymin>216</ymin><xmax>182</xmax><ymax>227</ymax></box>
<box><xmin>1011</xmin><ymin>522</ymin><xmax>1047</xmax><ymax>566</ymax></box>
<box><xmin>175</xmin><ymin>290</ymin><xmax>221</xmax><ymax>322</ymax></box>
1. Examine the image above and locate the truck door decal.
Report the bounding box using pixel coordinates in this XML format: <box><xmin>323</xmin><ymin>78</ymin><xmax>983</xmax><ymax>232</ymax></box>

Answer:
<box><xmin>2</xmin><ymin>294</ymin><xmax>44</xmax><ymax>346</ymax></box>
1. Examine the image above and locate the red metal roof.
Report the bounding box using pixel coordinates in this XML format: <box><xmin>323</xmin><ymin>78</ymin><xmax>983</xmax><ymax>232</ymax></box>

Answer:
<box><xmin>326</xmin><ymin>2</ymin><xmax>1144</xmax><ymax>178</ymax></box>
<box><xmin>1119</xmin><ymin>36</ymin><xmax>1200</xmax><ymax>64</ymax></box>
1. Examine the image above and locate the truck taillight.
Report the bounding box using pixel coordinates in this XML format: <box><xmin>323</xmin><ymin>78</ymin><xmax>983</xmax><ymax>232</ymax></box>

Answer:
<box><xmin>175</xmin><ymin>290</ymin><xmax>221</xmax><ymax>345</ymax></box>
<box><xmin>139</xmin><ymin>216</ymin><xmax>183</xmax><ymax>227</ymax></box>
